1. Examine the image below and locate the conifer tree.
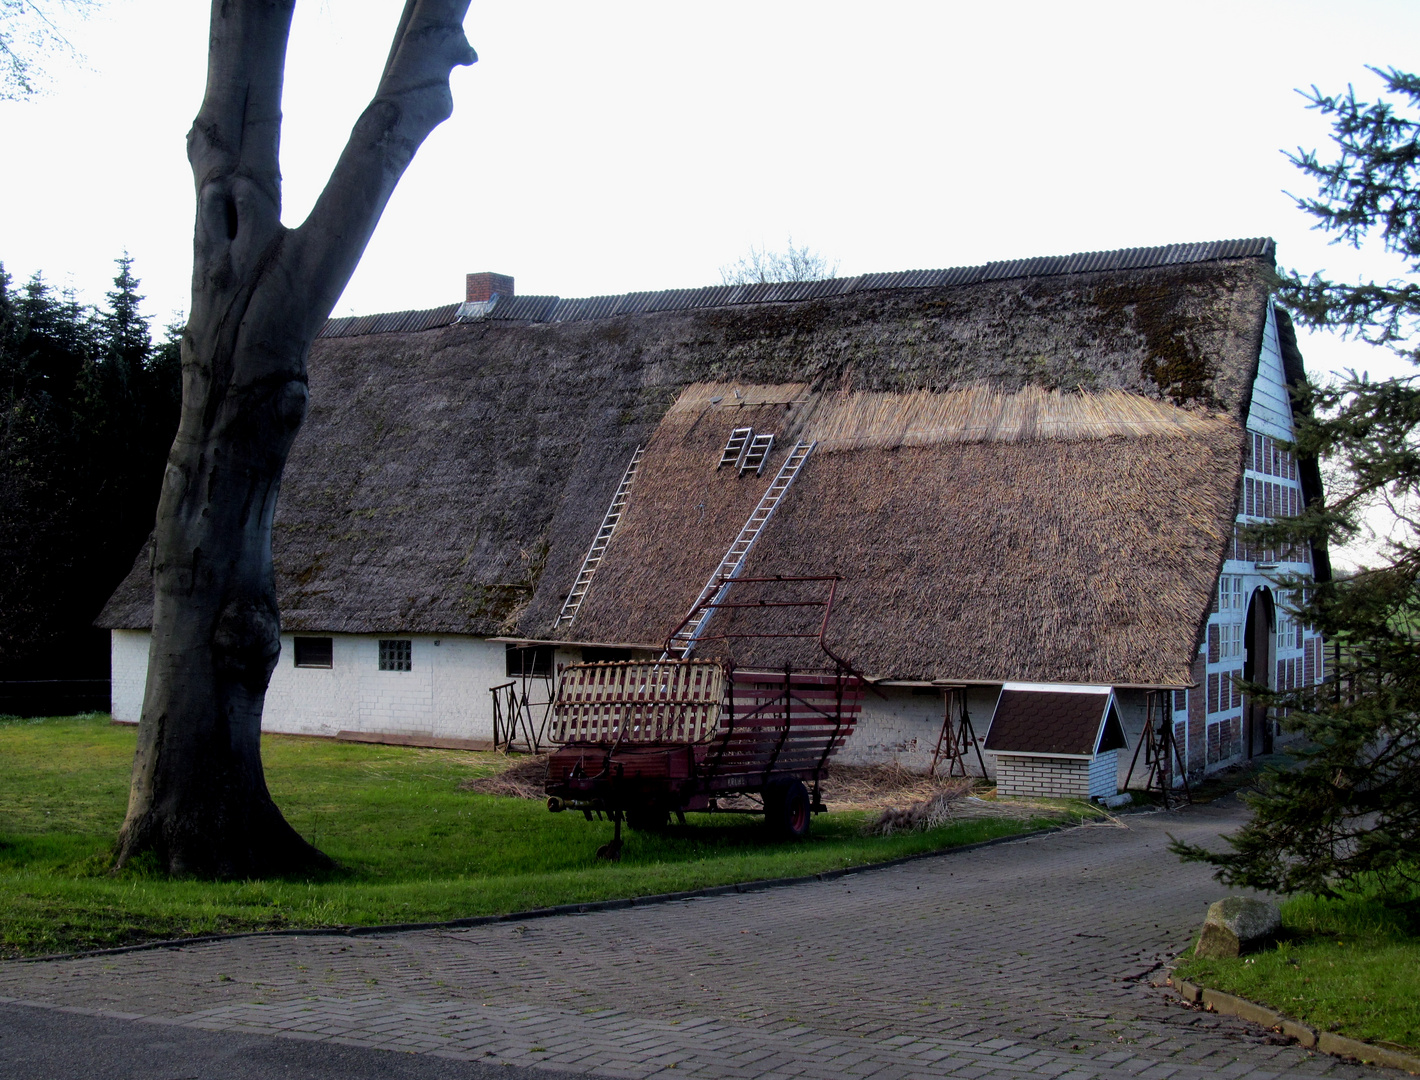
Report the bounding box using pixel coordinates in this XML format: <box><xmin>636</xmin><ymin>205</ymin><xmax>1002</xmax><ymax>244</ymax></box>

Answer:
<box><xmin>0</xmin><ymin>256</ymin><xmax>181</xmax><ymax>681</ymax></box>
<box><xmin>1173</xmin><ymin>68</ymin><xmax>1420</xmax><ymax>904</ymax></box>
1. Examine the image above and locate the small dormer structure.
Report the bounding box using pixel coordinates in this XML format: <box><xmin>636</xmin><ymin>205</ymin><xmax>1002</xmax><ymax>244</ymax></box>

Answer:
<box><xmin>983</xmin><ymin>683</ymin><xmax>1129</xmax><ymax>800</ymax></box>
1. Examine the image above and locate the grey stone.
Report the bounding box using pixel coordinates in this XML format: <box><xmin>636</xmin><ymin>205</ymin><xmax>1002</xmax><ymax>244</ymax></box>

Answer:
<box><xmin>1194</xmin><ymin>897</ymin><xmax>1281</xmax><ymax>958</ymax></box>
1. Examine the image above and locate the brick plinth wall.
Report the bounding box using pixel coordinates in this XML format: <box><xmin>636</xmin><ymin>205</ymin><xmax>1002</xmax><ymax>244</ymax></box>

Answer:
<box><xmin>996</xmin><ymin>751</ymin><xmax>1118</xmax><ymax>799</ymax></box>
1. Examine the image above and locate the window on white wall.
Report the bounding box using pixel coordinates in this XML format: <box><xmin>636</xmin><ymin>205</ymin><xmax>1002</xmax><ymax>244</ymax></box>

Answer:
<box><xmin>378</xmin><ymin>639</ymin><xmax>412</xmax><ymax>672</ymax></box>
<box><xmin>1221</xmin><ymin>622</ymin><xmax>1243</xmax><ymax>660</ymax></box>
<box><xmin>506</xmin><ymin>644</ymin><xmax>553</xmax><ymax>678</ymax></box>
<box><xmin>293</xmin><ymin>636</ymin><xmax>333</xmax><ymax>668</ymax></box>
<box><xmin>1219</xmin><ymin>575</ymin><xmax>1243</xmax><ymax>611</ymax></box>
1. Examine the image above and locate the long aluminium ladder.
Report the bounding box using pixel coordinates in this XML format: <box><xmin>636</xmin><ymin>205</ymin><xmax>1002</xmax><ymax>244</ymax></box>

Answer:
<box><xmin>554</xmin><ymin>446</ymin><xmax>644</xmax><ymax>629</ymax></box>
<box><xmin>665</xmin><ymin>440</ymin><xmax>816</xmax><ymax>657</ymax></box>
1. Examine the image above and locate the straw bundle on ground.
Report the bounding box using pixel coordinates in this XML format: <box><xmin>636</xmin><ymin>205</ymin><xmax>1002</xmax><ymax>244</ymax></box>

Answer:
<box><xmin>864</xmin><ymin>782</ymin><xmax>977</xmax><ymax>835</ymax></box>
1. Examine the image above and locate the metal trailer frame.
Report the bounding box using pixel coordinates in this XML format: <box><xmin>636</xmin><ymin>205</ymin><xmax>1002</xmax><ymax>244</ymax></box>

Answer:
<box><xmin>544</xmin><ymin>577</ymin><xmax>867</xmax><ymax>858</ymax></box>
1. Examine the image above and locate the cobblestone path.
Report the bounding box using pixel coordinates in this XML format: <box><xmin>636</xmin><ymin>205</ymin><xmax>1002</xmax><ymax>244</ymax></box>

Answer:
<box><xmin>0</xmin><ymin>798</ymin><xmax>1388</xmax><ymax>1079</ymax></box>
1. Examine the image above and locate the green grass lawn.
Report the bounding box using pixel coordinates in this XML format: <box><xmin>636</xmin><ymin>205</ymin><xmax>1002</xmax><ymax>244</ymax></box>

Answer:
<box><xmin>0</xmin><ymin>714</ymin><xmax>1058</xmax><ymax>958</ymax></box>
<box><xmin>1174</xmin><ymin>888</ymin><xmax>1420</xmax><ymax>1053</ymax></box>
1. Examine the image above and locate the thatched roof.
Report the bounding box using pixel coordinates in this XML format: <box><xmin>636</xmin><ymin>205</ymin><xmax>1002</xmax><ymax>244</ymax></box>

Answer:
<box><xmin>100</xmin><ymin>238</ymin><xmax>1284</xmax><ymax>688</ymax></box>
<box><xmin>565</xmin><ymin>383</ymin><xmax>1244</xmax><ymax>685</ymax></box>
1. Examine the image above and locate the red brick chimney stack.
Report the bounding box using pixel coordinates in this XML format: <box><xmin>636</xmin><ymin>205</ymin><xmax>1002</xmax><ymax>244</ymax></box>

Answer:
<box><xmin>466</xmin><ymin>272</ymin><xmax>514</xmax><ymax>303</ymax></box>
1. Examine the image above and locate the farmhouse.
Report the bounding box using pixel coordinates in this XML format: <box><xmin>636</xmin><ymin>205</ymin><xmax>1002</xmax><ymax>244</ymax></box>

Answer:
<box><xmin>99</xmin><ymin>239</ymin><xmax>1326</xmax><ymax>794</ymax></box>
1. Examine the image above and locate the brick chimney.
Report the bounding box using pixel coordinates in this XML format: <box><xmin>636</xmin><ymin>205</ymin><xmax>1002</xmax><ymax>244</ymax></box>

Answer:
<box><xmin>466</xmin><ymin>272</ymin><xmax>514</xmax><ymax>303</ymax></box>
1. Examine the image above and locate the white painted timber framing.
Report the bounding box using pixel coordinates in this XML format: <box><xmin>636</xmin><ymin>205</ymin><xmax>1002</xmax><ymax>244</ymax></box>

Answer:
<box><xmin>1196</xmin><ymin>300</ymin><xmax>1323</xmax><ymax>775</ymax></box>
<box><xmin>109</xmin><ymin>630</ymin><xmax>580</xmax><ymax>743</ymax></box>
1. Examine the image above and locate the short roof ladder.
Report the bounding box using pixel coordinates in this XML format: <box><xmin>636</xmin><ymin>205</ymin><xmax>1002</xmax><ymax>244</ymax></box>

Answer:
<box><xmin>554</xmin><ymin>446</ymin><xmax>644</xmax><ymax>629</ymax></box>
<box><xmin>718</xmin><ymin>427</ymin><xmax>754</xmax><ymax>470</ymax></box>
<box><xmin>739</xmin><ymin>432</ymin><xmax>775</xmax><ymax>476</ymax></box>
<box><xmin>665</xmin><ymin>440</ymin><xmax>816</xmax><ymax>657</ymax></box>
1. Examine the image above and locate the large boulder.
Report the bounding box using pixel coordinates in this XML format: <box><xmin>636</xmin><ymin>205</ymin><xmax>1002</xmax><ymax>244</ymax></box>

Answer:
<box><xmin>1194</xmin><ymin>897</ymin><xmax>1282</xmax><ymax>958</ymax></box>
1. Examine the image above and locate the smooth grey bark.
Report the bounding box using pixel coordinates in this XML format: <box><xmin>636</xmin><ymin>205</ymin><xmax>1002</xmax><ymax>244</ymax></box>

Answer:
<box><xmin>117</xmin><ymin>0</ymin><xmax>475</xmax><ymax>876</ymax></box>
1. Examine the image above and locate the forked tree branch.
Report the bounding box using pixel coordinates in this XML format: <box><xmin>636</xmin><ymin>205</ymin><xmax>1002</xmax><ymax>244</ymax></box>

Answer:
<box><xmin>286</xmin><ymin>0</ymin><xmax>476</xmax><ymax>339</ymax></box>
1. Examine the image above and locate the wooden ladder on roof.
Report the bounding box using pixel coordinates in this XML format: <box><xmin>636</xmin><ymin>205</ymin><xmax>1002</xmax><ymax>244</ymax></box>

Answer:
<box><xmin>554</xmin><ymin>446</ymin><xmax>644</xmax><ymax>629</ymax></box>
<box><xmin>665</xmin><ymin>440</ymin><xmax>816</xmax><ymax>657</ymax></box>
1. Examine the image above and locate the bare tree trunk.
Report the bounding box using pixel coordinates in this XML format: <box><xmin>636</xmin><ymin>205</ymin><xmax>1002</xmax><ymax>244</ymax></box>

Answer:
<box><xmin>116</xmin><ymin>0</ymin><xmax>475</xmax><ymax>877</ymax></box>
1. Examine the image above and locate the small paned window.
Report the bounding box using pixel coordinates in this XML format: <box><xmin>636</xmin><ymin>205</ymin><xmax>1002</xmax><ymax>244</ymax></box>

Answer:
<box><xmin>505</xmin><ymin>643</ymin><xmax>553</xmax><ymax>678</ymax></box>
<box><xmin>378</xmin><ymin>639</ymin><xmax>412</xmax><ymax>671</ymax></box>
<box><xmin>293</xmin><ymin>636</ymin><xmax>333</xmax><ymax>668</ymax></box>
<box><xmin>1220</xmin><ymin>622</ymin><xmax>1243</xmax><ymax>660</ymax></box>
<box><xmin>1218</xmin><ymin>575</ymin><xmax>1243</xmax><ymax>611</ymax></box>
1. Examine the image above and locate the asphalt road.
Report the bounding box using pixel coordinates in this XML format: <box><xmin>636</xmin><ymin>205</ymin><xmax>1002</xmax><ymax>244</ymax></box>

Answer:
<box><xmin>0</xmin><ymin>1000</ymin><xmax>581</xmax><ymax>1080</ymax></box>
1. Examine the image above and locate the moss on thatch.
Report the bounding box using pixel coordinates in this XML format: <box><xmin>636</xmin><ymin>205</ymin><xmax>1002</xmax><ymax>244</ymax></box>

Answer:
<box><xmin>98</xmin><ymin>245</ymin><xmax>1275</xmax><ymax>673</ymax></box>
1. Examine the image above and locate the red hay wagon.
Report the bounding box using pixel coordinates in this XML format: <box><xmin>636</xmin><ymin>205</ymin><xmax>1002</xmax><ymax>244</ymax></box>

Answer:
<box><xmin>544</xmin><ymin>576</ymin><xmax>866</xmax><ymax>858</ymax></box>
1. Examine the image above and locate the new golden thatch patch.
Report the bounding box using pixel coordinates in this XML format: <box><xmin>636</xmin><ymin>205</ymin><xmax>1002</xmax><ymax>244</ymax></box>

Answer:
<box><xmin>569</xmin><ymin>380</ymin><xmax>1243</xmax><ymax>686</ymax></box>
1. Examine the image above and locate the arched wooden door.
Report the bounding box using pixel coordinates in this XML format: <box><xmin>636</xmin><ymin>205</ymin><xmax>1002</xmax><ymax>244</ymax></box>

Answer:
<box><xmin>1243</xmin><ymin>587</ymin><xmax>1275</xmax><ymax>757</ymax></box>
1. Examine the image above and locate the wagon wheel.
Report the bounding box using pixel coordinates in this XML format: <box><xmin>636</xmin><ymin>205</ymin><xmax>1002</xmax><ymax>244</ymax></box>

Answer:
<box><xmin>763</xmin><ymin>779</ymin><xmax>811</xmax><ymax>841</ymax></box>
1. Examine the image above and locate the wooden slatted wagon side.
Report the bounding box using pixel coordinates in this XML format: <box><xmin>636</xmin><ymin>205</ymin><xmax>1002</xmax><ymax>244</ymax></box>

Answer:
<box><xmin>544</xmin><ymin>576</ymin><xmax>867</xmax><ymax>858</ymax></box>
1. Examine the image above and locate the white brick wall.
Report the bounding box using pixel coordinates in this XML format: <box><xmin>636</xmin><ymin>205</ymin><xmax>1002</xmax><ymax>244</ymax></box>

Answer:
<box><xmin>839</xmin><ymin>685</ymin><xmax>996</xmax><ymax>777</ymax></box>
<box><xmin>110</xmin><ymin>630</ymin><xmax>149</xmax><ymax>722</ymax></box>
<box><xmin>995</xmin><ymin>754</ymin><xmax>1090</xmax><ymax>798</ymax></box>
<box><xmin>109</xmin><ymin>630</ymin><xmax>579</xmax><ymax>741</ymax></box>
<box><xmin>1088</xmin><ymin>749</ymin><xmax>1119</xmax><ymax>799</ymax></box>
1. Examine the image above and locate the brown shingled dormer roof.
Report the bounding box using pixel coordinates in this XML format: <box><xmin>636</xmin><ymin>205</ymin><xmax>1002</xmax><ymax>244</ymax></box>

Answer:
<box><xmin>983</xmin><ymin>683</ymin><xmax>1129</xmax><ymax>758</ymax></box>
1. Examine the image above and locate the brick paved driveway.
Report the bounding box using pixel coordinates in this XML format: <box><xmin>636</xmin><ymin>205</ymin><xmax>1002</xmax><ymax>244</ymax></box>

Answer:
<box><xmin>0</xmin><ymin>798</ymin><xmax>1389</xmax><ymax>1079</ymax></box>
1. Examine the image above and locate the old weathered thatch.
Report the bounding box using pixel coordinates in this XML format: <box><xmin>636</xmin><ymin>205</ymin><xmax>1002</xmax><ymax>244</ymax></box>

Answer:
<box><xmin>99</xmin><ymin>239</ymin><xmax>1283</xmax><ymax>689</ymax></box>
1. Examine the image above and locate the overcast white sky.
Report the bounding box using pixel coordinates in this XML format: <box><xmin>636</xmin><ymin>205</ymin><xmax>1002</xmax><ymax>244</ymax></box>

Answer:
<box><xmin>4</xmin><ymin>0</ymin><xmax>1419</xmax><ymax>395</ymax></box>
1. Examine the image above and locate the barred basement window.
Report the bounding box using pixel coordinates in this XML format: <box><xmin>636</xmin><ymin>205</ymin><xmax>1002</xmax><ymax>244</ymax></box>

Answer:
<box><xmin>378</xmin><ymin>639</ymin><xmax>412</xmax><ymax>671</ymax></box>
<box><xmin>293</xmin><ymin>636</ymin><xmax>333</xmax><ymax>668</ymax></box>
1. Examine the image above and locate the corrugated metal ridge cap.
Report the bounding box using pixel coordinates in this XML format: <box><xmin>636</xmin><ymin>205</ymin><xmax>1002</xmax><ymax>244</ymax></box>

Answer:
<box><xmin>318</xmin><ymin>237</ymin><xmax>1275</xmax><ymax>335</ymax></box>
<box><xmin>319</xmin><ymin>302</ymin><xmax>460</xmax><ymax>339</ymax></box>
